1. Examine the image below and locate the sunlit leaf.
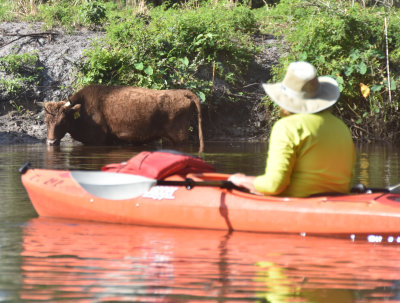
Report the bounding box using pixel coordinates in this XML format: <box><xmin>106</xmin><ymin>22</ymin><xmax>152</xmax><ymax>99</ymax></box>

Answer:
<box><xmin>134</xmin><ymin>62</ymin><xmax>144</xmax><ymax>71</ymax></box>
<box><xmin>350</xmin><ymin>49</ymin><xmax>360</xmax><ymax>60</ymax></box>
<box><xmin>181</xmin><ymin>57</ymin><xmax>189</xmax><ymax>66</ymax></box>
<box><xmin>345</xmin><ymin>66</ymin><xmax>353</xmax><ymax>76</ymax></box>
<box><xmin>299</xmin><ymin>52</ymin><xmax>307</xmax><ymax>61</ymax></box>
<box><xmin>144</xmin><ymin>66</ymin><xmax>153</xmax><ymax>76</ymax></box>
<box><xmin>390</xmin><ymin>78</ymin><xmax>397</xmax><ymax>90</ymax></box>
<box><xmin>197</xmin><ymin>91</ymin><xmax>206</xmax><ymax>102</ymax></box>
<box><xmin>360</xmin><ymin>83</ymin><xmax>370</xmax><ymax>98</ymax></box>
<box><xmin>358</xmin><ymin>62</ymin><xmax>367</xmax><ymax>75</ymax></box>
<box><xmin>383</xmin><ymin>79</ymin><xmax>397</xmax><ymax>90</ymax></box>
<box><xmin>335</xmin><ymin>75</ymin><xmax>344</xmax><ymax>84</ymax></box>
<box><xmin>371</xmin><ymin>84</ymin><xmax>383</xmax><ymax>92</ymax></box>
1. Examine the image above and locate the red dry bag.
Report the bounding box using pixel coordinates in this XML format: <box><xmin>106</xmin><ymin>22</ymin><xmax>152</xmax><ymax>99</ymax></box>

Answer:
<box><xmin>101</xmin><ymin>150</ymin><xmax>215</xmax><ymax>179</ymax></box>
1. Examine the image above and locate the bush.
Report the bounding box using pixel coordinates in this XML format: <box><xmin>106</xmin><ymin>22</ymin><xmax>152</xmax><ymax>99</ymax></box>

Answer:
<box><xmin>258</xmin><ymin>0</ymin><xmax>400</xmax><ymax>141</ymax></box>
<box><xmin>35</xmin><ymin>1</ymin><xmax>78</xmax><ymax>28</ymax></box>
<box><xmin>81</xmin><ymin>1</ymin><xmax>106</xmax><ymax>26</ymax></box>
<box><xmin>77</xmin><ymin>1</ymin><xmax>258</xmax><ymax>102</ymax></box>
<box><xmin>0</xmin><ymin>52</ymin><xmax>42</xmax><ymax>95</ymax></box>
<box><xmin>3</xmin><ymin>0</ymin><xmax>110</xmax><ymax>30</ymax></box>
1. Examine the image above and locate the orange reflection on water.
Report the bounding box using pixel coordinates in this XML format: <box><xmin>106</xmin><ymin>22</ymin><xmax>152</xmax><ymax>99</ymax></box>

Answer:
<box><xmin>20</xmin><ymin>218</ymin><xmax>400</xmax><ymax>302</ymax></box>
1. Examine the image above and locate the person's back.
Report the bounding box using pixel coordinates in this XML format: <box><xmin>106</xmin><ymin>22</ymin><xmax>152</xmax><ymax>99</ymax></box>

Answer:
<box><xmin>254</xmin><ymin>111</ymin><xmax>355</xmax><ymax>197</ymax></box>
<box><xmin>228</xmin><ymin>61</ymin><xmax>355</xmax><ymax>197</ymax></box>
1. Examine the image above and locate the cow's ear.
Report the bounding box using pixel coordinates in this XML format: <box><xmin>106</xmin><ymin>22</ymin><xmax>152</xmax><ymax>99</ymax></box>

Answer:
<box><xmin>71</xmin><ymin>104</ymin><xmax>81</xmax><ymax>120</ymax></box>
<box><xmin>72</xmin><ymin>104</ymin><xmax>81</xmax><ymax>111</ymax></box>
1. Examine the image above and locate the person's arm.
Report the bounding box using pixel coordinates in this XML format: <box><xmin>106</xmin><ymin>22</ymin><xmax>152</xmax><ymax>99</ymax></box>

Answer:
<box><xmin>254</xmin><ymin>119</ymin><xmax>297</xmax><ymax>195</ymax></box>
<box><xmin>229</xmin><ymin>118</ymin><xmax>297</xmax><ymax>196</ymax></box>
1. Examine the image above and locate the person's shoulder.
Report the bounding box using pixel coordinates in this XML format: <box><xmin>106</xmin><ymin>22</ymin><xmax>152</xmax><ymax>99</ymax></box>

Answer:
<box><xmin>321</xmin><ymin>111</ymin><xmax>347</xmax><ymax>124</ymax></box>
<box><xmin>272</xmin><ymin>114</ymin><xmax>306</xmax><ymax>133</ymax></box>
<box><xmin>279</xmin><ymin>113</ymin><xmax>310</xmax><ymax>123</ymax></box>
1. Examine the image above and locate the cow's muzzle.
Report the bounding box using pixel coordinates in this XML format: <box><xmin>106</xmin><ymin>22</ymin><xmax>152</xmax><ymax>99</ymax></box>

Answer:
<box><xmin>46</xmin><ymin>138</ymin><xmax>61</xmax><ymax>146</ymax></box>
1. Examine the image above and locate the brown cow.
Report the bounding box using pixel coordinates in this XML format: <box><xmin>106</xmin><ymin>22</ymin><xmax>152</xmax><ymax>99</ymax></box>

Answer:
<box><xmin>44</xmin><ymin>85</ymin><xmax>204</xmax><ymax>151</ymax></box>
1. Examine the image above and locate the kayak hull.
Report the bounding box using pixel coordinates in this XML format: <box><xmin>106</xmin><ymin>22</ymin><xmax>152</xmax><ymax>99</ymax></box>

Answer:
<box><xmin>21</xmin><ymin>168</ymin><xmax>400</xmax><ymax>235</ymax></box>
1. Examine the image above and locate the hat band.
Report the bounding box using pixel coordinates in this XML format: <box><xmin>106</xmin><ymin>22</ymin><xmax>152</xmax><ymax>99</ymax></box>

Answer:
<box><xmin>281</xmin><ymin>83</ymin><xmax>318</xmax><ymax>99</ymax></box>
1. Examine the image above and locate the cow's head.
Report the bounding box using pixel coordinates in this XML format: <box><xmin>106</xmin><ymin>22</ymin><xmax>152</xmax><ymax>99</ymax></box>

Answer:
<box><xmin>44</xmin><ymin>100</ymin><xmax>81</xmax><ymax>146</ymax></box>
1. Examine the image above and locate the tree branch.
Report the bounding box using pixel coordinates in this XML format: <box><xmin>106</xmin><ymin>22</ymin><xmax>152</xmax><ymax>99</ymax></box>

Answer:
<box><xmin>0</xmin><ymin>31</ymin><xmax>59</xmax><ymax>48</ymax></box>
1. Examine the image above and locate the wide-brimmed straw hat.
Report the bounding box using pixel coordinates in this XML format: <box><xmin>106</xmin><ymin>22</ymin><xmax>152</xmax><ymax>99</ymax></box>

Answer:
<box><xmin>262</xmin><ymin>61</ymin><xmax>340</xmax><ymax>114</ymax></box>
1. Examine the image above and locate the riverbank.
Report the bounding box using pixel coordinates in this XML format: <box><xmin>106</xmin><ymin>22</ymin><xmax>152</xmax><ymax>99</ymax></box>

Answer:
<box><xmin>0</xmin><ymin>21</ymin><xmax>281</xmax><ymax>145</ymax></box>
<box><xmin>1</xmin><ymin>1</ymin><xmax>400</xmax><ymax>146</ymax></box>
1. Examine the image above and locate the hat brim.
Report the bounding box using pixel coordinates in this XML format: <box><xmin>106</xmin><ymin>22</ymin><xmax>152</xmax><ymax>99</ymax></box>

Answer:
<box><xmin>262</xmin><ymin>76</ymin><xmax>340</xmax><ymax>114</ymax></box>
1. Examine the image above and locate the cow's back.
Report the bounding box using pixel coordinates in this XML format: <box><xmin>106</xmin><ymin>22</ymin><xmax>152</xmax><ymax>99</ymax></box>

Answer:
<box><xmin>68</xmin><ymin>85</ymin><xmax>203</xmax><ymax>148</ymax></box>
<box><xmin>98</xmin><ymin>86</ymin><xmax>195</xmax><ymax>143</ymax></box>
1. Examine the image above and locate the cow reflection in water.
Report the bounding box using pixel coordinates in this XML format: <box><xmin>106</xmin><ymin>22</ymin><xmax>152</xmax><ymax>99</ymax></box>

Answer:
<box><xmin>44</xmin><ymin>85</ymin><xmax>204</xmax><ymax>152</ymax></box>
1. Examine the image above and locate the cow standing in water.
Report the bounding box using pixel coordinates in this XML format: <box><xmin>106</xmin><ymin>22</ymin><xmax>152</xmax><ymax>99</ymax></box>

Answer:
<box><xmin>44</xmin><ymin>85</ymin><xmax>204</xmax><ymax>152</ymax></box>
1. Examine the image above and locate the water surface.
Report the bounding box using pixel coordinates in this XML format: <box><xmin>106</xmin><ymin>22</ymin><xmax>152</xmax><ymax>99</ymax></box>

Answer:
<box><xmin>1</xmin><ymin>142</ymin><xmax>400</xmax><ymax>302</ymax></box>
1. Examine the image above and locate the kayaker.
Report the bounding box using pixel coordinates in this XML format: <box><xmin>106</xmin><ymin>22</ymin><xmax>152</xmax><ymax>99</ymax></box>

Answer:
<box><xmin>228</xmin><ymin>61</ymin><xmax>355</xmax><ymax>197</ymax></box>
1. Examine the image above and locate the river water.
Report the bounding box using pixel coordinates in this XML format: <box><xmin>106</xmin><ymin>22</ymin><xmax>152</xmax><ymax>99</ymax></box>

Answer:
<box><xmin>1</xmin><ymin>142</ymin><xmax>400</xmax><ymax>302</ymax></box>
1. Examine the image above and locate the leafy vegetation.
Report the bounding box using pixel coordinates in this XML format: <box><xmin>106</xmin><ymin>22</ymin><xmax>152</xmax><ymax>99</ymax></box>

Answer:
<box><xmin>256</xmin><ymin>0</ymin><xmax>400</xmax><ymax>141</ymax></box>
<box><xmin>0</xmin><ymin>0</ymin><xmax>399</xmax><ymax>141</ymax></box>
<box><xmin>0</xmin><ymin>52</ymin><xmax>42</xmax><ymax>95</ymax></box>
<box><xmin>0</xmin><ymin>0</ymin><xmax>259</xmax><ymax>103</ymax></box>
<box><xmin>77</xmin><ymin>1</ymin><xmax>258</xmax><ymax>102</ymax></box>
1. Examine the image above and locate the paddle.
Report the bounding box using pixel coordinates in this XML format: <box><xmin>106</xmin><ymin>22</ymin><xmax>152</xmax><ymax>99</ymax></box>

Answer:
<box><xmin>69</xmin><ymin>173</ymin><xmax>247</xmax><ymax>200</ymax></box>
<box><xmin>136</xmin><ymin>177</ymin><xmax>400</xmax><ymax>196</ymax></box>
<box><xmin>388</xmin><ymin>184</ymin><xmax>400</xmax><ymax>193</ymax></box>
<box><xmin>156</xmin><ymin>179</ymin><xmax>400</xmax><ymax>195</ymax></box>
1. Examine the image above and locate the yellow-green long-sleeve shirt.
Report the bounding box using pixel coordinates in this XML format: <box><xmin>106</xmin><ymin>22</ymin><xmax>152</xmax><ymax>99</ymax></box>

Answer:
<box><xmin>254</xmin><ymin>111</ymin><xmax>355</xmax><ymax>197</ymax></box>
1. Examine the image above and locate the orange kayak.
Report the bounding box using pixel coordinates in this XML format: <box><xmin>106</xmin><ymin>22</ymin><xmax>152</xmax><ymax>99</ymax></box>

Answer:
<box><xmin>20</xmin><ymin>167</ymin><xmax>400</xmax><ymax>236</ymax></box>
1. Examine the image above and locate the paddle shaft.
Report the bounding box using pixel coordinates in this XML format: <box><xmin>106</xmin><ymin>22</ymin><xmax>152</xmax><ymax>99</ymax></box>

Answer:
<box><xmin>351</xmin><ymin>183</ymin><xmax>390</xmax><ymax>193</ymax></box>
<box><xmin>156</xmin><ymin>178</ymin><xmax>240</xmax><ymax>190</ymax></box>
<box><xmin>157</xmin><ymin>178</ymin><xmax>393</xmax><ymax>194</ymax></box>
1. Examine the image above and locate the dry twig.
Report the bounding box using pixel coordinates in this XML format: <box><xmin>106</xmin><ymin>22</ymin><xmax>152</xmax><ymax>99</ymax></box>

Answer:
<box><xmin>0</xmin><ymin>32</ymin><xmax>59</xmax><ymax>49</ymax></box>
